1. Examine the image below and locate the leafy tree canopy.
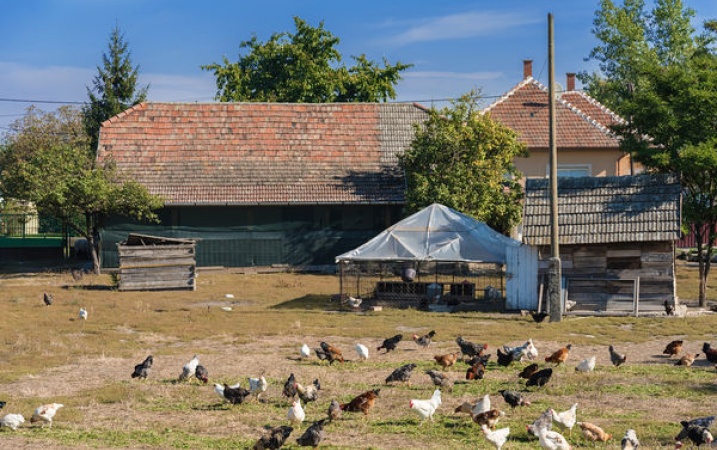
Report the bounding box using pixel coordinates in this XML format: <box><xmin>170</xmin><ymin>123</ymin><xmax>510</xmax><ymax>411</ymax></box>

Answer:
<box><xmin>202</xmin><ymin>17</ymin><xmax>412</xmax><ymax>103</ymax></box>
<box><xmin>399</xmin><ymin>92</ymin><xmax>527</xmax><ymax>234</ymax></box>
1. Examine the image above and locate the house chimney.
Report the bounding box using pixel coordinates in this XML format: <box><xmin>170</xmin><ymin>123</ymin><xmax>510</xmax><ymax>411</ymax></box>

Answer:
<box><xmin>566</xmin><ymin>72</ymin><xmax>576</xmax><ymax>91</ymax></box>
<box><xmin>523</xmin><ymin>60</ymin><xmax>533</xmax><ymax>79</ymax></box>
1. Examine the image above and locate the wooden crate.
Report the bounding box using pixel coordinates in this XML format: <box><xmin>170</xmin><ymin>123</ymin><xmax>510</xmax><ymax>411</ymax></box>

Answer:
<box><xmin>117</xmin><ymin>234</ymin><xmax>197</xmax><ymax>291</ymax></box>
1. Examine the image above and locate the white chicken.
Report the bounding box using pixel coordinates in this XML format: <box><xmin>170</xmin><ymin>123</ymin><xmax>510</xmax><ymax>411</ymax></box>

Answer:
<box><xmin>287</xmin><ymin>400</ymin><xmax>306</xmax><ymax>427</ymax></box>
<box><xmin>409</xmin><ymin>389</ymin><xmax>442</xmax><ymax>423</ymax></box>
<box><xmin>30</xmin><ymin>403</ymin><xmax>63</xmax><ymax>428</ymax></box>
<box><xmin>355</xmin><ymin>343</ymin><xmax>369</xmax><ymax>361</ymax></box>
<box><xmin>178</xmin><ymin>354</ymin><xmax>199</xmax><ymax>381</ymax></box>
<box><xmin>482</xmin><ymin>424</ymin><xmax>510</xmax><ymax>449</ymax></box>
<box><xmin>346</xmin><ymin>296</ymin><xmax>363</xmax><ymax>309</ymax></box>
<box><xmin>551</xmin><ymin>403</ymin><xmax>578</xmax><ymax>436</ymax></box>
<box><xmin>575</xmin><ymin>356</ymin><xmax>596</xmax><ymax>373</ymax></box>
<box><xmin>248</xmin><ymin>375</ymin><xmax>268</xmax><ymax>401</ymax></box>
<box><xmin>79</xmin><ymin>308</ymin><xmax>88</xmax><ymax>320</ymax></box>
<box><xmin>504</xmin><ymin>338</ymin><xmax>538</xmax><ymax>361</ymax></box>
<box><xmin>0</xmin><ymin>413</ymin><xmax>25</xmax><ymax>430</ymax></box>
<box><xmin>300</xmin><ymin>343</ymin><xmax>311</xmax><ymax>359</ymax></box>
<box><xmin>213</xmin><ymin>382</ymin><xmax>242</xmax><ymax>400</ymax></box>
<box><xmin>538</xmin><ymin>427</ymin><xmax>572</xmax><ymax>450</ymax></box>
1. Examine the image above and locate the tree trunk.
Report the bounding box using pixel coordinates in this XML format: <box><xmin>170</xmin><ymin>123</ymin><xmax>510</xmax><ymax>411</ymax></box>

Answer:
<box><xmin>695</xmin><ymin>226</ymin><xmax>707</xmax><ymax>306</ymax></box>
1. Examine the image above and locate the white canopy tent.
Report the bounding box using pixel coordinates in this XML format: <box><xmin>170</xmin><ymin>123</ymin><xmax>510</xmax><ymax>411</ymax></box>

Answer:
<box><xmin>336</xmin><ymin>204</ymin><xmax>538</xmax><ymax>310</ymax></box>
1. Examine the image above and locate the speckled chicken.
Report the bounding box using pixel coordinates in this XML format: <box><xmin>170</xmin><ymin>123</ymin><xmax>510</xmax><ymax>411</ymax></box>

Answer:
<box><xmin>327</xmin><ymin>399</ymin><xmax>342</xmax><ymax>421</ymax></box>
<box><xmin>621</xmin><ymin>428</ymin><xmax>639</xmax><ymax>449</ymax></box>
<box><xmin>609</xmin><ymin>345</ymin><xmax>627</xmax><ymax>367</ymax></box>
<box><xmin>386</xmin><ymin>363</ymin><xmax>417</xmax><ymax>386</ymax></box>
<box><xmin>425</xmin><ymin>369</ymin><xmax>453</xmax><ymax>391</ymax></box>
<box><xmin>295</xmin><ymin>379</ymin><xmax>321</xmax><ymax>404</ymax></box>
<box><xmin>296</xmin><ymin>419</ymin><xmax>325</xmax><ymax>447</ymax></box>
<box><xmin>499</xmin><ymin>389</ymin><xmax>530</xmax><ymax>408</ymax></box>
<box><xmin>131</xmin><ymin>355</ymin><xmax>153</xmax><ymax>379</ymax></box>
<box><xmin>456</xmin><ymin>336</ymin><xmax>488</xmax><ymax>358</ymax></box>
<box><xmin>253</xmin><ymin>425</ymin><xmax>293</xmax><ymax>450</ymax></box>
<box><xmin>195</xmin><ymin>364</ymin><xmax>209</xmax><ymax>383</ymax></box>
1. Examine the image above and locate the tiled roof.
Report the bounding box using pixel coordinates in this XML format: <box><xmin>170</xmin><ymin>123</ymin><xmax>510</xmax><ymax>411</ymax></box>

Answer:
<box><xmin>97</xmin><ymin>102</ymin><xmax>428</xmax><ymax>205</ymax></box>
<box><xmin>482</xmin><ymin>77</ymin><xmax>623</xmax><ymax>149</ymax></box>
<box><xmin>522</xmin><ymin>174</ymin><xmax>681</xmax><ymax>245</ymax></box>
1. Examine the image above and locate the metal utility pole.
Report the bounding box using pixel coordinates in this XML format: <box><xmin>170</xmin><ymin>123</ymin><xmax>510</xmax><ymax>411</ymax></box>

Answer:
<box><xmin>547</xmin><ymin>12</ymin><xmax>562</xmax><ymax>322</ymax></box>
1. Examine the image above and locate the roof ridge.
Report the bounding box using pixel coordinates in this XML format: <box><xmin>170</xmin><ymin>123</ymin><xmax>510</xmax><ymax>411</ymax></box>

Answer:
<box><xmin>481</xmin><ymin>76</ymin><xmax>536</xmax><ymax>114</ymax></box>
<box><xmin>562</xmin><ymin>90</ymin><xmax>627</xmax><ymax>126</ymax></box>
<box><xmin>101</xmin><ymin>102</ymin><xmax>147</xmax><ymax>127</ymax></box>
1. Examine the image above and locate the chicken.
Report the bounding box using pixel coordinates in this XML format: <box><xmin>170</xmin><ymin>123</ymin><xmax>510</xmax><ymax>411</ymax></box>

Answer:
<box><xmin>253</xmin><ymin>425</ymin><xmax>293</xmax><ymax>450</ymax></box>
<box><xmin>214</xmin><ymin>382</ymin><xmax>241</xmax><ymax>401</ymax></box>
<box><xmin>496</xmin><ymin>348</ymin><xmax>515</xmax><ymax>367</ymax></box>
<box><xmin>296</xmin><ymin>419</ymin><xmax>326</xmax><ymax>447</ymax></box>
<box><xmin>327</xmin><ymin>399</ymin><xmax>342</xmax><ymax>421</ymax></box>
<box><xmin>409</xmin><ymin>389</ymin><xmax>442</xmax><ymax>423</ymax></box>
<box><xmin>456</xmin><ymin>336</ymin><xmax>488</xmax><ymax>358</ymax></box>
<box><xmin>482</xmin><ymin>424</ymin><xmax>510</xmax><ymax>450</ymax></box>
<box><xmin>545</xmin><ymin>344</ymin><xmax>572</xmax><ymax>365</ymax></box>
<box><xmin>355</xmin><ymin>343</ymin><xmax>369</xmax><ymax>361</ymax></box>
<box><xmin>223</xmin><ymin>383</ymin><xmax>251</xmax><ymax>404</ymax></box>
<box><xmin>79</xmin><ymin>308</ymin><xmax>88</xmax><ymax>320</ymax></box>
<box><xmin>295</xmin><ymin>379</ymin><xmax>320</xmax><ymax>404</ymax></box>
<box><xmin>663</xmin><ymin>340</ymin><xmax>683</xmax><ymax>357</ymax></box>
<box><xmin>377</xmin><ymin>334</ymin><xmax>403</xmax><ymax>353</ymax></box>
<box><xmin>499</xmin><ymin>389</ymin><xmax>530</xmax><ymax>408</ymax></box>
<box><xmin>339</xmin><ymin>388</ymin><xmax>380</xmax><ymax>415</ymax></box>
<box><xmin>609</xmin><ymin>345</ymin><xmax>627</xmax><ymax>367</ymax></box>
<box><xmin>537</xmin><ymin>427</ymin><xmax>572</xmax><ymax>450</ymax></box>
<box><xmin>621</xmin><ymin>428</ymin><xmax>640</xmax><ymax>449</ymax></box>
<box><xmin>425</xmin><ymin>369</ymin><xmax>453</xmax><ymax>391</ymax></box>
<box><xmin>386</xmin><ymin>363</ymin><xmax>417</xmax><ymax>386</ymax></box>
<box><xmin>527</xmin><ymin>408</ymin><xmax>554</xmax><ymax>437</ymax></box>
<box><xmin>675</xmin><ymin>352</ymin><xmax>699</xmax><ymax>367</ymax></box>
<box><xmin>472</xmin><ymin>409</ymin><xmax>505</xmax><ymax>429</ymax></box>
<box><xmin>131</xmin><ymin>355</ymin><xmax>153</xmax><ymax>379</ymax></box>
<box><xmin>504</xmin><ymin>338</ymin><xmax>538</xmax><ymax>361</ymax></box>
<box><xmin>178</xmin><ymin>354</ymin><xmax>199</xmax><ymax>381</ymax></box>
<box><xmin>455</xmin><ymin>394</ymin><xmax>490</xmax><ymax>416</ymax></box>
<box><xmin>345</xmin><ymin>296</ymin><xmax>362</xmax><ymax>309</ymax></box>
<box><xmin>519</xmin><ymin>363</ymin><xmax>540</xmax><ymax>379</ymax></box>
<box><xmin>526</xmin><ymin>368</ymin><xmax>553</xmax><ymax>389</ymax></box>
<box><xmin>434</xmin><ymin>352</ymin><xmax>460</xmax><ymax>370</ymax></box>
<box><xmin>0</xmin><ymin>401</ymin><xmax>5</xmax><ymax>409</ymax></box>
<box><xmin>531</xmin><ymin>311</ymin><xmax>549</xmax><ymax>323</ymax></box>
<box><xmin>466</xmin><ymin>353</ymin><xmax>491</xmax><ymax>367</ymax></box>
<box><xmin>575</xmin><ymin>356</ymin><xmax>596</xmax><ymax>373</ymax></box>
<box><xmin>317</xmin><ymin>341</ymin><xmax>344</xmax><ymax>364</ymax></box>
<box><xmin>578</xmin><ymin>421</ymin><xmax>611</xmax><ymax>442</ymax></box>
<box><xmin>30</xmin><ymin>403</ymin><xmax>63</xmax><ymax>428</ymax></box>
<box><xmin>287</xmin><ymin>400</ymin><xmax>306</xmax><ymax>428</ymax></box>
<box><xmin>195</xmin><ymin>364</ymin><xmax>209</xmax><ymax>383</ymax></box>
<box><xmin>676</xmin><ymin>425</ymin><xmax>715</xmax><ymax>448</ymax></box>
<box><xmin>248</xmin><ymin>375</ymin><xmax>268</xmax><ymax>401</ymax></box>
<box><xmin>0</xmin><ymin>413</ymin><xmax>24</xmax><ymax>431</ymax></box>
<box><xmin>466</xmin><ymin>362</ymin><xmax>485</xmax><ymax>380</ymax></box>
<box><xmin>665</xmin><ymin>299</ymin><xmax>676</xmax><ymax>316</ymax></box>
<box><xmin>702</xmin><ymin>342</ymin><xmax>717</xmax><ymax>363</ymax></box>
<box><xmin>43</xmin><ymin>292</ymin><xmax>53</xmax><ymax>306</ymax></box>
<box><xmin>283</xmin><ymin>373</ymin><xmax>297</xmax><ymax>399</ymax></box>
<box><xmin>300</xmin><ymin>343</ymin><xmax>311</xmax><ymax>359</ymax></box>
<box><xmin>551</xmin><ymin>403</ymin><xmax>578</xmax><ymax>436</ymax></box>
<box><xmin>413</xmin><ymin>330</ymin><xmax>436</xmax><ymax>348</ymax></box>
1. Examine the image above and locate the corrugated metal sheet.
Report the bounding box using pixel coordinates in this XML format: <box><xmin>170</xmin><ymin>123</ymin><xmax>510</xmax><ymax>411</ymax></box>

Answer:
<box><xmin>506</xmin><ymin>245</ymin><xmax>539</xmax><ymax>310</ymax></box>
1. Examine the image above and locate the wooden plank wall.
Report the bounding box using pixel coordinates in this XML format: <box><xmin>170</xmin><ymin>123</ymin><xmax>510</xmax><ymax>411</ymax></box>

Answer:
<box><xmin>117</xmin><ymin>244</ymin><xmax>197</xmax><ymax>291</ymax></box>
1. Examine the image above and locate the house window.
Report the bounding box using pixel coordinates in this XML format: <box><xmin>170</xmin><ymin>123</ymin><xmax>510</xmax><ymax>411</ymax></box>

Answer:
<box><xmin>547</xmin><ymin>164</ymin><xmax>592</xmax><ymax>178</ymax></box>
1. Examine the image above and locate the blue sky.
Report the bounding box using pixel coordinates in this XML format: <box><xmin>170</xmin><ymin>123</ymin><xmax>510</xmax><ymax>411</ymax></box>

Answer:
<box><xmin>1</xmin><ymin>0</ymin><xmax>716</xmax><ymax>132</ymax></box>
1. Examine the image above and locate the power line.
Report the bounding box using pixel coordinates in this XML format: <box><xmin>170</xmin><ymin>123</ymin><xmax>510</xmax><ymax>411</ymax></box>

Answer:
<box><xmin>0</xmin><ymin>97</ymin><xmax>85</xmax><ymax>105</ymax></box>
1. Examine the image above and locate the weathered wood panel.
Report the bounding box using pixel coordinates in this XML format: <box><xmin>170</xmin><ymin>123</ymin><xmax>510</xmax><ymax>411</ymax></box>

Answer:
<box><xmin>117</xmin><ymin>237</ymin><xmax>197</xmax><ymax>291</ymax></box>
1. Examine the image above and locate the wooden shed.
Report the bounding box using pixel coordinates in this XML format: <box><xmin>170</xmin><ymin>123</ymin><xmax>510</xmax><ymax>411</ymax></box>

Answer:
<box><xmin>117</xmin><ymin>233</ymin><xmax>197</xmax><ymax>291</ymax></box>
<box><xmin>522</xmin><ymin>174</ymin><xmax>681</xmax><ymax>316</ymax></box>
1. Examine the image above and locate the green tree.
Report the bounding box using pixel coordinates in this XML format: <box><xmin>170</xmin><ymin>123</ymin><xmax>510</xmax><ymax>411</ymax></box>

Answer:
<box><xmin>84</xmin><ymin>26</ymin><xmax>148</xmax><ymax>152</ymax></box>
<box><xmin>581</xmin><ymin>0</ymin><xmax>717</xmax><ymax>305</ymax></box>
<box><xmin>1</xmin><ymin>107</ymin><xmax>163</xmax><ymax>274</ymax></box>
<box><xmin>202</xmin><ymin>17</ymin><xmax>412</xmax><ymax>103</ymax></box>
<box><xmin>399</xmin><ymin>93</ymin><xmax>527</xmax><ymax>234</ymax></box>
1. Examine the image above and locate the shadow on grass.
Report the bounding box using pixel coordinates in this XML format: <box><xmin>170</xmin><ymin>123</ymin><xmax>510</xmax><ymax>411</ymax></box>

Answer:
<box><xmin>271</xmin><ymin>294</ymin><xmax>337</xmax><ymax>311</ymax></box>
<box><xmin>63</xmin><ymin>284</ymin><xmax>113</xmax><ymax>291</ymax></box>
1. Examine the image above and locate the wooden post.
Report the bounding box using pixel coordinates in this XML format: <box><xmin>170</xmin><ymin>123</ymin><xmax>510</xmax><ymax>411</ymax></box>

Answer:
<box><xmin>548</xmin><ymin>12</ymin><xmax>562</xmax><ymax>322</ymax></box>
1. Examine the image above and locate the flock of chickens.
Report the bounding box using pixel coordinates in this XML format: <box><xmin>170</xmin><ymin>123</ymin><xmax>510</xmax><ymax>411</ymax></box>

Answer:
<box><xmin>2</xmin><ymin>293</ymin><xmax>715</xmax><ymax>449</ymax></box>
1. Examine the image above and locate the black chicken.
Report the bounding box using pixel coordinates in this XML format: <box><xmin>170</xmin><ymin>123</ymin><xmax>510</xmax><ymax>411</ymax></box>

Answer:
<box><xmin>377</xmin><ymin>334</ymin><xmax>403</xmax><ymax>353</ymax></box>
<box><xmin>466</xmin><ymin>353</ymin><xmax>491</xmax><ymax>367</ymax></box>
<box><xmin>223</xmin><ymin>383</ymin><xmax>251</xmax><ymax>404</ymax></box>
<box><xmin>664</xmin><ymin>299</ymin><xmax>676</xmax><ymax>316</ymax></box>
<box><xmin>518</xmin><ymin>363</ymin><xmax>539</xmax><ymax>379</ymax></box>
<box><xmin>282</xmin><ymin>373</ymin><xmax>297</xmax><ymax>399</ymax></box>
<box><xmin>385</xmin><ymin>363</ymin><xmax>417</xmax><ymax>386</ymax></box>
<box><xmin>43</xmin><ymin>292</ymin><xmax>53</xmax><ymax>306</ymax></box>
<box><xmin>702</xmin><ymin>343</ymin><xmax>717</xmax><ymax>363</ymax></box>
<box><xmin>496</xmin><ymin>348</ymin><xmax>515</xmax><ymax>367</ymax></box>
<box><xmin>456</xmin><ymin>336</ymin><xmax>487</xmax><ymax>358</ymax></box>
<box><xmin>0</xmin><ymin>401</ymin><xmax>5</xmax><ymax>410</ymax></box>
<box><xmin>526</xmin><ymin>367</ymin><xmax>553</xmax><ymax>389</ymax></box>
<box><xmin>296</xmin><ymin>419</ymin><xmax>326</xmax><ymax>447</ymax></box>
<box><xmin>195</xmin><ymin>364</ymin><xmax>209</xmax><ymax>384</ymax></box>
<box><xmin>253</xmin><ymin>425</ymin><xmax>293</xmax><ymax>450</ymax></box>
<box><xmin>608</xmin><ymin>345</ymin><xmax>627</xmax><ymax>367</ymax></box>
<box><xmin>530</xmin><ymin>311</ymin><xmax>549</xmax><ymax>323</ymax></box>
<box><xmin>499</xmin><ymin>389</ymin><xmax>531</xmax><ymax>408</ymax></box>
<box><xmin>131</xmin><ymin>355</ymin><xmax>154</xmax><ymax>379</ymax></box>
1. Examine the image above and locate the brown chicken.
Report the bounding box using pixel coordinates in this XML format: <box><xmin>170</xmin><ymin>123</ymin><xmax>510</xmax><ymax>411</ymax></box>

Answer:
<box><xmin>578</xmin><ymin>421</ymin><xmax>612</xmax><ymax>442</ymax></box>
<box><xmin>466</xmin><ymin>362</ymin><xmax>485</xmax><ymax>380</ymax></box>
<box><xmin>434</xmin><ymin>352</ymin><xmax>460</xmax><ymax>370</ymax></box>
<box><xmin>339</xmin><ymin>388</ymin><xmax>380</xmax><ymax>416</ymax></box>
<box><xmin>663</xmin><ymin>340</ymin><xmax>683</xmax><ymax>357</ymax></box>
<box><xmin>472</xmin><ymin>408</ymin><xmax>505</xmax><ymax>429</ymax></box>
<box><xmin>675</xmin><ymin>353</ymin><xmax>699</xmax><ymax>367</ymax></box>
<box><xmin>545</xmin><ymin>344</ymin><xmax>572</xmax><ymax>365</ymax></box>
<box><xmin>317</xmin><ymin>341</ymin><xmax>344</xmax><ymax>364</ymax></box>
<box><xmin>703</xmin><ymin>343</ymin><xmax>717</xmax><ymax>363</ymax></box>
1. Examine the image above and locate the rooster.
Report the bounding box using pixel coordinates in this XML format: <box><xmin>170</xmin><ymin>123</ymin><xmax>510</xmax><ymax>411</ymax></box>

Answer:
<box><xmin>621</xmin><ymin>428</ymin><xmax>640</xmax><ymax>450</ymax></box>
<box><xmin>578</xmin><ymin>421</ymin><xmax>611</xmax><ymax>442</ymax></box>
<box><xmin>355</xmin><ymin>343</ymin><xmax>369</xmax><ymax>361</ymax></box>
<box><xmin>545</xmin><ymin>344</ymin><xmax>572</xmax><ymax>365</ymax></box>
<box><xmin>663</xmin><ymin>340</ymin><xmax>683</xmax><ymax>357</ymax></box>
<box><xmin>482</xmin><ymin>424</ymin><xmax>510</xmax><ymax>450</ymax></box>
<box><xmin>295</xmin><ymin>379</ymin><xmax>321</xmax><ymax>404</ymax></box>
<box><xmin>413</xmin><ymin>330</ymin><xmax>436</xmax><ymax>348</ymax></box>
<box><xmin>195</xmin><ymin>364</ymin><xmax>209</xmax><ymax>383</ymax></box>
<box><xmin>675</xmin><ymin>353</ymin><xmax>699</xmax><ymax>367</ymax></box>
<box><xmin>386</xmin><ymin>363</ymin><xmax>417</xmax><ymax>386</ymax></box>
<box><xmin>526</xmin><ymin>368</ymin><xmax>553</xmax><ymax>389</ymax></box>
<box><xmin>339</xmin><ymin>388</ymin><xmax>380</xmax><ymax>415</ymax></box>
<box><xmin>327</xmin><ymin>399</ymin><xmax>342</xmax><ymax>421</ymax></box>
<box><xmin>248</xmin><ymin>375</ymin><xmax>268</xmax><ymax>401</ymax></box>
<box><xmin>575</xmin><ymin>356</ymin><xmax>596</xmax><ymax>373</ymax></box>
<box><xmin>178</xmin><ymin>354</ymin><xmax>199</xmax><ymax>381</ymax></box>
<box><xmin>551</xmin><ymin>403</ymin><xmax>578</xmax><ymax>436</ymax></box>
<box><xmin>434</xmin><ymin>352</ymin><xmax>460</xmax><ymax>370</ymax></box>
<box><xmin>377</xmin><ymin>334</ymin><xmax>403</xmax><ymax>353</ymax></box>
<box><xmin>609</xmin><ymin>345</ymin><xmax>627</xmax><ymax>367</ymax></box>
<box><xmin>472</xmin><ymin>409</ymin><xmax>505</xmax><ymax>429</ymax></box>
<box><xmin>30</xmin><ymin>403</ymin><xmax>63</xmax><ymax>428</ymax></box>
<box><xmin>131</xmin><ymin>355</ymin><xmax>153</xmax><ymax>379</ymax></box>
<box><xmin>282</xmin><ymin>373</ymin><xmax>297</xmax><ymax>400</ymax></box>
<box><xmin>519</xmin><ymin>363</ymin><xmax>540</xmax><ymax>379</ymax></box>
<box><xmin>287</xmin><ymin>400</ymin><xmax>306</xmax><ymax>428</ymax></box>
<box><xmin>253</xmin><ymin>425</ymin><xmax>293</xmax><ymax>450</ymax></box>
<box><xmin>0</xmin><ymin>413</ymin><xmax>24</xmax><ymax>431</ymax></box>
<box><xmin>296</xmin><ymin>419</ymin><xmax>326</xmax><ymax>447</ymax></box>
<box><xmin>456</xmin><ymin>336</ymin><xmax>487</xmax><ymax>358</ymax></box>
<box><xmin>499</xmin><ymin>389</ymin><xmax>530</xmax><ymax>408</ymax></box>
<box><xmin>703</xmin><ymin>342</ymin><xmax>717</xmax><ymax>363</ymax></box>
<box><xmin>223</xmin><ymin>384</ymin><xmax>251</xmax><ymax>404</ymax></box>
<box><xmin>425</xmin><ymin>369</ymin><xmax>453</xmax><ymax>391</ymax></box>
<box><xmin>409</xmin><ymin>389</ymin><xmax>442</xmax><ymax>423</ymax></box>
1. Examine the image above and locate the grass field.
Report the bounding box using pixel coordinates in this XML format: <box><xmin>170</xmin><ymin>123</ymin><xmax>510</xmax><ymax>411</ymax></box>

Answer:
<box><xmin>0</xmin><ymin>262</ymin><xmax>716</xmax><ymax>448</ymax></box>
